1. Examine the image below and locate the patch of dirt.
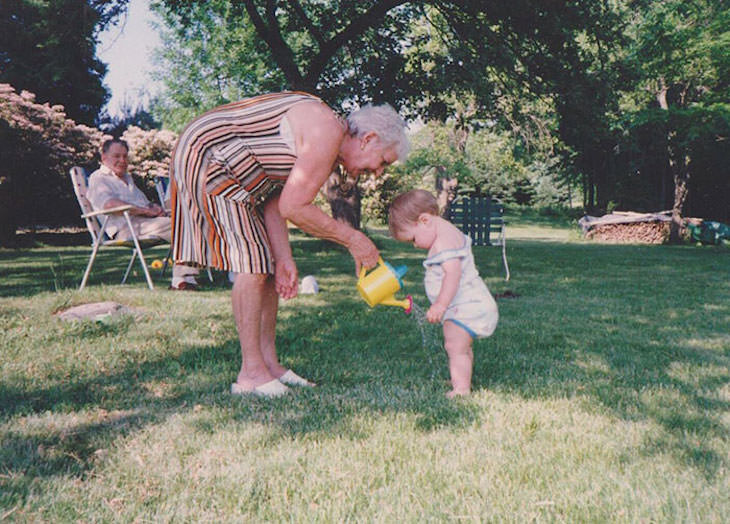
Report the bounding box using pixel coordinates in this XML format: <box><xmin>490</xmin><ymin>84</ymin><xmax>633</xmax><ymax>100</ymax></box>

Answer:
<box><xmin>495</xmin><ymin>290</ymin><xmax>520</xmax><ymax>299</ymax></box>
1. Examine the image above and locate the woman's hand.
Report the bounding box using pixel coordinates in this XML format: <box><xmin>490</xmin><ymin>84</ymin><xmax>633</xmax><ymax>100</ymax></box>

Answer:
<box><xmin>347</xmin><ymin>230</ymin><xmax>379</xmax><ymax>274</ymax></box>
<box><xmin>274</xmin><ymin>258</ymin><xmax>298</xmax><ymax>299</ymax></box>
<box><xmin>426</xmin><ymin>302</ymin><xmax>447</xmax><ymax>324</ymax></box>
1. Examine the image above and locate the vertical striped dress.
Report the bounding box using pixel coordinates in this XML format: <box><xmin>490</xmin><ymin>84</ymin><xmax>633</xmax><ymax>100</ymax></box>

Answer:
<box><xmin>169</xmin><ymin>92</ymin><xmax>321</xmax><ymax>274</ymax></box>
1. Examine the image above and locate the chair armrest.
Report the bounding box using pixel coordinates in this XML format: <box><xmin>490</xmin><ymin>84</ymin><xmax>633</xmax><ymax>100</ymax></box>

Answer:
<box><xmin>81</xmin><ymin>204</ymin><xmax>133</xmax><ymax>219</ymax></box>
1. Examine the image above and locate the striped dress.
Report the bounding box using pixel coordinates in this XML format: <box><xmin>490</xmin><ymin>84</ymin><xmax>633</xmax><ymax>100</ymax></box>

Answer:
<box><xmin>169</xmin><ymin>92</ymin><xmax>322</xmax><ymax>273</ymax></box>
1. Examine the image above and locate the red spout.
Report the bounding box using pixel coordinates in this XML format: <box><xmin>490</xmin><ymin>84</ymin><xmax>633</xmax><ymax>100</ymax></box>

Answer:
<box><xmin>404</xmin><ymin>295</ymin><xmax>413</xmax><ymax>314</ymax></box>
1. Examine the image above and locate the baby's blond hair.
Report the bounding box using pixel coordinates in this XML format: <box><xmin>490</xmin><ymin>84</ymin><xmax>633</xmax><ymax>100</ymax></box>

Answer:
<box><xmin>388</xmin><ymin>189</ymin><xmax>439</xmax><ymax>238</ymax></box>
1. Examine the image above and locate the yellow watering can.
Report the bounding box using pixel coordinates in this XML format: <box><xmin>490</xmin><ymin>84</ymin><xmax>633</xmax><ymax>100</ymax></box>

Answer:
<box><xmin>357</xmin><ymin>257</ymin><xmax>412</xmax><ymax>314</ymax></box>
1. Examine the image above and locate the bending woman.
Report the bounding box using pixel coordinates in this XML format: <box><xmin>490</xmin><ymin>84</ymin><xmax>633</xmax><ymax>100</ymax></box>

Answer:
<box><xmin>169</xmin><ymin>92</ymin><xmax>409</xmax><ymax>397</ymax></box>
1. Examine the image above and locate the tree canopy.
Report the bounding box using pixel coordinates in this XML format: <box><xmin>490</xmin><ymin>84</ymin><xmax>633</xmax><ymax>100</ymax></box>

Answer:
<box><xmin>0</xmin><ymin>0</ymin><xmax>128</xmax><ymax>125</ymax></box>
<box><xmin>154</xmin><ymin>1</ymin><xmax>604</xmax><ymax>115</ymax></box>
<box><xmin>149</xmin><ymin>0</ymin><xmax>729</xmax><ymax>228</ymax></box>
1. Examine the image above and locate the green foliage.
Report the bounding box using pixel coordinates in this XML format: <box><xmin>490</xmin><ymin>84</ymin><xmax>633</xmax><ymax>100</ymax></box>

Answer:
<box><xmin>375</xmin><ymin>120</ymin><xmax>572</xmax><ymax>213</ymax></box>
<box><xmin>99</xmin><ymin>101</ymin><xmax>161</xmax><ymax>138</ymax></box>
<box><xmin>148</xmin><ymin>0</ymin><xmax>625</xmax><ymax>216</ymax></box>
<box><xmin>627</xmin><ymin>0</ymin><xmax>730</xmax><ymax>107</ymax></box>
<box><xmin>152</xmin><ymin>1</ymin><xmax>611</xmax><ymax>114</ymax></box>
<box><xmin>359</xmin><ymin>163</ymin><xmax>425</xmax><ymax>224</ymax></box>
<box><xmin>0</xmin><ymin>0</ymin><xmax>128</xmax><ymax>125</ymax></box>
<box><xmin>149</xmin><ymin>0</ymin><xmax>287</xmax><ymax>131</ymax></box>
<box><xmin>615</xmin><ymin>103</ymin><xmax>730</xmax><ymax>220</ymax></box>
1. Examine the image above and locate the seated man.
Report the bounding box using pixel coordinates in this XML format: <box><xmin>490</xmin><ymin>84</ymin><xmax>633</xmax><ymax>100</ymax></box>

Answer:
<box><xmin>87</xmin><ymin>138</ymin><xmax>199</xmax><ymax>290</ymax></box>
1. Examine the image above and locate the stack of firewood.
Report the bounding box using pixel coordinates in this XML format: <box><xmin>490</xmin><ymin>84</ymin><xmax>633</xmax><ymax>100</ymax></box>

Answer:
<box><xmin>585</xmin><ymin>221</ymin><xmax>670</xmax><ymax>244</ymax></box>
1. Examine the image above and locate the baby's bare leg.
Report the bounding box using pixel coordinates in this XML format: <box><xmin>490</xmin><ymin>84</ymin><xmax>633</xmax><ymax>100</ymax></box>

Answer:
<box><xmin>443</xmin><ymin>321</ymin><xmax>474</xmax><ymax>397</ymax></box>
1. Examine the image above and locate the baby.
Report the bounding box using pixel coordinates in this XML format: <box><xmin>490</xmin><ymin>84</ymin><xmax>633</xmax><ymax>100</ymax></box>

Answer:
<box><xmin>389</xmin><ymin>189</ymin><xmax>498</xmax><ymax>397</ymax></box>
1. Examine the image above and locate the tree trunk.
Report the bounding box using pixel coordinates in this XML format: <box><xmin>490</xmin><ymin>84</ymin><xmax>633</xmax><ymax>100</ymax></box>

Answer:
<box><xmin>0</xmin><ymin>175</ymin><xmax>18</xmax><ymax>246</ymax></box>
<box><xmin>657</xmin><ymin>77</ymin><xmax>690</xmax><ymax>243</ymax></box>
<box><xmin>325</xmin><ymin>167</ymin><xmax>360</xmax><ymax>229</ymax></box>
<box><xmin>668</xmin><ymin>143</ymin><xmax>690</xmax><ymax>243</ymax></box>
<box><xmin>586</xmin><ymin>173</ymin><xmax>595</xmax><ymax>212</ymax></box>
<box><xmin>435</xmin><ymin>167</ymin><xmax>458</xmax><ymax>218</ymax></box>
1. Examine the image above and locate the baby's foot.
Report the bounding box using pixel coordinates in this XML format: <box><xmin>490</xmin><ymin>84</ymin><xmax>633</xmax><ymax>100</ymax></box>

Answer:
<box><xmin>446</xmin><ymin>389</ymin><xmax>470</xmax><ymax>398</ymax></box>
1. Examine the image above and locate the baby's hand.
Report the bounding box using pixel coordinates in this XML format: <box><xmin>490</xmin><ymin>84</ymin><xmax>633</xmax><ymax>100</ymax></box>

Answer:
<box><xmin>426</xmin><ymin>303</ymin><xmax>447</xmax><ymax>323</ymax></box>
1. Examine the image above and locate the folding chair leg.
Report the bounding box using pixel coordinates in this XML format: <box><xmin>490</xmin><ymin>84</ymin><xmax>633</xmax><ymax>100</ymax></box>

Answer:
<box><xmin>161</xmin><ymin>247</ymin><xmax>172</xmax><ymax>277</ymax></box>
<box><xmin>122</xmin><ymin>250</ymin><xmax>137</xmax><ymax>284</ymax></box>
<box><xmin>123</xmin><ymin>212</ymin><xmax>155</xmax><ymax>290</ymax></box>
<box><xmin>207</xmin><ymin>267</ymin><xmax>213</xmax><ymax>282</ymax></box>
<box><xmin>80</xmin><ymin>215</ymin><xmax>110</xmax><ymax>291</ymax></box>
<box><xmin>80</xmin><ymin>233</ymin><xmax>104</xmax><ymax>291</ymax></box>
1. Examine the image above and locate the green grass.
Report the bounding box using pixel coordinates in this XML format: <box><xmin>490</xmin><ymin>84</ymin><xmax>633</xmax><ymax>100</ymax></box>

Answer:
<box><xmin>1</xmin><ymin>214</ymin><xmax>728</xmax><ymax>521</ymax></box>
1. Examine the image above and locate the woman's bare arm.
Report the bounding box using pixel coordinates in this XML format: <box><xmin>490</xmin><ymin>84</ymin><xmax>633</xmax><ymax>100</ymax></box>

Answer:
<box><xmin>262</xmin><ymin>194</ymin><xmax>298</xmax><ymax>298</ymax></box>
<box><xmin>278</xmin><ymin>102</ymin><xmax>379</xmax><ymax>273</ymax></box>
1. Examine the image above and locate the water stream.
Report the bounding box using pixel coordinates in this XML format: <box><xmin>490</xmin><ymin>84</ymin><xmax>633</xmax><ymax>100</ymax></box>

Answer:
<box><xmin>408</xmin><ymin>301</ymin><xmax>444</xmax><ymax>378</ymax></box>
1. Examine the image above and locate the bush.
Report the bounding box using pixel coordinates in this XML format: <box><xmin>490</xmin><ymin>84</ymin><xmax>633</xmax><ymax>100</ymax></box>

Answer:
<box><xmin>122</xmin><ymin>126</ymin><xmax>178</xmax><ymax>198</ymax></box>
<box><xmin>0</xmin><ymin>84</ymin><xmax>105</xmax><ymax>245</ymax></box>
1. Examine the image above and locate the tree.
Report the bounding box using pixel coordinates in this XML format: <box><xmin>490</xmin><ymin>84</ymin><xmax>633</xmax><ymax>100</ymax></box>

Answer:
<box><xmin>155</xmin><ymin>1</ymin><xmax>607</xmax><ymax>226</ymax></box>
<box><xmin>149</xmin><ymin>0</ymin><xmax>286</xmax><ymax>131</ymax></box>
<box><xmin>158</xmin><ymin>1</ymin><xmax>610</xmax><ymax>115</ymax></box>
<box><xmin>0</xmin><ymin>0</ymin><xmax>129</xmax><ymax>125</ymax></box>
<box><xmin>622</xmin><ymin>0</ymin><xmax>730</xmax><ymax>241</ymax></box>
<box><xmin>99</xmin><ymin>100</ymin><xmax>161</xmax><ymax>138</ymax></box>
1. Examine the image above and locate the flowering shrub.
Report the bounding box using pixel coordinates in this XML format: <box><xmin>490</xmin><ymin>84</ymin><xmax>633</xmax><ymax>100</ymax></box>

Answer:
<box><xmin>0</xmin><ymin>84</ymin><xmax>106</xmax><ymax>244</ymax></box>
<box><xmin>121</xmin><ymin>125</ymin><xmax>178</xmax><ymax>195</ymax></box>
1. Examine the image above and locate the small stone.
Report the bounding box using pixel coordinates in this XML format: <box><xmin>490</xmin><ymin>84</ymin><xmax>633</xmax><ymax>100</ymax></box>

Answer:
<box><xmin>55</xmin><ymin>301</ymin><xmax>138</xmax><ymax>322</ymax></box>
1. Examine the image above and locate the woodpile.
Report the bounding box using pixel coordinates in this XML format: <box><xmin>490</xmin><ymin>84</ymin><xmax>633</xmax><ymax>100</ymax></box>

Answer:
<box><xmin>585</xmin><ymin>221</ymin><xmax>669</xmax><ymax>244</ymax></box>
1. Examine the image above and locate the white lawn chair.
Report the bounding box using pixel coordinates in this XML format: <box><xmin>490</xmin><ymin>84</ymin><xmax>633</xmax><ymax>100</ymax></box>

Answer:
<box><xmin>69</xmin><ymin>166</ymin><xmax>166</xmax><ymax>290</ymax></box>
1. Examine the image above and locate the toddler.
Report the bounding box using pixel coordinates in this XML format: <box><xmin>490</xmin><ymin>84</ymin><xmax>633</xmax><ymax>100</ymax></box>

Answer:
<box><xmin>389</xmin><ymin>189</ymin><xmax>498</xmax><ymax>397</ymax></box>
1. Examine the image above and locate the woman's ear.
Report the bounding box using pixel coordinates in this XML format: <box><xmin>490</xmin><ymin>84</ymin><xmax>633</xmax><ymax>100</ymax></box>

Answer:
<box><xmin>361</xmin><ymin>131</ymin><xmax>378</xmax><ymax>148</ymax></box>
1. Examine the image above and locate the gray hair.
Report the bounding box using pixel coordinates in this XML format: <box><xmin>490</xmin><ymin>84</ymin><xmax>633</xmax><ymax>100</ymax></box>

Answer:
<box><xmin>346</xmin><ymin>103</ymin><xmax>410</xmax><ymax>161</ymax></box>
<box><xmin>101</xmin><ymin>138</ymin><xmax>129</xmax><ymax>154</ymax></box>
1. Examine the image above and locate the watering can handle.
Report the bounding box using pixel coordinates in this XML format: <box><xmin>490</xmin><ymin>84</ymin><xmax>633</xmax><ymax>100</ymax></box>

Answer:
<box><xmin>358</xmin><ymin>257</ymin><xmax>385</xmax><ymax>281</ymax></box>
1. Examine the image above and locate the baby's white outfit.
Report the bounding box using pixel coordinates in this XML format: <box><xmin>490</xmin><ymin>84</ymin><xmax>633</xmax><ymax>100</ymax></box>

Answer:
<box><xmin>423</xmin><ymin>234</ymin><xmax>499</xmax><ymax>338</ymax></box>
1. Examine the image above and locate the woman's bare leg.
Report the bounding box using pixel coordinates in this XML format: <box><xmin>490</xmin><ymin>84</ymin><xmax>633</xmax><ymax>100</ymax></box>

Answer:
<box><xmin>260</xmin><ymin>276</ymin><xmax>288</xmax><ymax>377</ymax></box>
<box><xmin>232</xmin><ymin>273</ymin><xmax>277</xmax><ymax>389</ymax></box>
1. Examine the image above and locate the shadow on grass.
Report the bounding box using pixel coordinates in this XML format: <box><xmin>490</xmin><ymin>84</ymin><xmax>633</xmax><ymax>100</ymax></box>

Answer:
<box><xmin>471</xmin><ymin>240</ymin><xmax>730</xmax><ymax>479</ymax></box>
<box><xmin>0</xmin><ymin>301</ymin><xmax>478</xmax><ymax>505</ymax></box>
<box><xmin>14</xmin><ymin>230</ymin><xmax>91</xmax><ymax>248</ymax></box>
<box><xmin>0</xmin><ymin>245</ymin><xmax>173</xmax><ymax>297</ymax></box>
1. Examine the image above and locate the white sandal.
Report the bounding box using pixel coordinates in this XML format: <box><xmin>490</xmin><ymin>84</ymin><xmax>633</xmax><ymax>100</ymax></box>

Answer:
<box><xmin>278</xmin><ymin>369</ymin><xmax>316</xmax><ymax>387</ymax></box>
<box><xmin>231</xmin><ymin>379</ymin><xmax>290</xmax><ymax>398</ymax></box>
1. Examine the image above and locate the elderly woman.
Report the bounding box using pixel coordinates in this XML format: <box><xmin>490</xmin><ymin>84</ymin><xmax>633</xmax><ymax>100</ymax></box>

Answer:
<box><xmin>170</xmin><ymin>92</ymin><xmax>409</xmax><ymax>397</ymax></box>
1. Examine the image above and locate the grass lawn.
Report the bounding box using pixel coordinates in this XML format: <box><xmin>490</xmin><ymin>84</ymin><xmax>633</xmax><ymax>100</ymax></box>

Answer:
<box><xmin>1</xmin><ymin>213</ymin><xmax>728</xmax><ymax>521</ymax></box>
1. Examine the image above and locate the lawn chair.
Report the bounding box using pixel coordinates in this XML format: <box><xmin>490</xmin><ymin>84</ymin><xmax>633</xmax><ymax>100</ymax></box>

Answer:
<box><xmin>448</xmin><ymin>194</ymin><xmax>510</xmax><ymax>281</ymax></box>
<box><xmin>69</xmin><ymin>166</ymin><xmax>166</xmax><ymax>290</ymax></box>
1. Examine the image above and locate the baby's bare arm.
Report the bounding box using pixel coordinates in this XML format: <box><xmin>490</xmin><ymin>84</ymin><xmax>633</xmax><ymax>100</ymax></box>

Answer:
<box><xmin>427</xmin><ymin>258</ymin><xmax>462</xmax><ymax>323</ymax></box>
